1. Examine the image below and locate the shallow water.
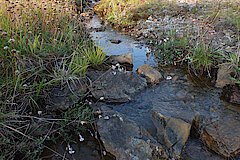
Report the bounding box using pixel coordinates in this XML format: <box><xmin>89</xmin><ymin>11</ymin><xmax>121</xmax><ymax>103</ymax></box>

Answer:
<box><xmin>87</xmin><ymin>16</ymin><xmax>155</xmax><ymax>71</ymax></box>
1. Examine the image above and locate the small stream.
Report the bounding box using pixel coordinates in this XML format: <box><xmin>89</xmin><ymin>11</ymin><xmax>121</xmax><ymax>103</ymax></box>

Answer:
<box><xmin>42</xmin><ymin>6</ymin><xmax>240</xmax><ymax>159</ymax></box>
<box><xmin>87</xmin><ymin>16</ymin><xmax>155</xmax><ymax>71</ymax></box>
<box><xmin>87</xmin><ymin>13</ymin><xmax>240</xmax><ymax>160</ymax></box>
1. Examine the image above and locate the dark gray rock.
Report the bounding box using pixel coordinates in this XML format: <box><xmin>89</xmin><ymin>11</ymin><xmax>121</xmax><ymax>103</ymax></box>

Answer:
<box><xmin>110</xmin><ymin>39</ymin><xmax>122</xmax><ymax>44</ymax></box>
<box><xmin>97</xmin><ymin>106</ymin><xmax>168</xmax><ymax>160</ymax></box>
<box><xmin>151</xmin><ymin>107</ymin><xmax>191</xmax><ymax>158</ymax></box>
<box><xmin>87</xmin><ymin>70</ymin><xmax>147</xmax><ymax>103</ymax></box>
<box><xmin>181</xmin><ymin>137</ymin><xmax>224</xmax><ymax>160</ymax></box>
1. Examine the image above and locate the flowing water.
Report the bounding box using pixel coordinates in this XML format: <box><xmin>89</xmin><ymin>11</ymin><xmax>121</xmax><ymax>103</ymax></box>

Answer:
<box><xmin>42</xmin><ymin>9</ymin><xmax>240</xmax><ymax>160</ymax></box>
<box><xmin>87</xmin><ymin>14</ymin><xmax>239</xmax><ymax>160</ymax></box>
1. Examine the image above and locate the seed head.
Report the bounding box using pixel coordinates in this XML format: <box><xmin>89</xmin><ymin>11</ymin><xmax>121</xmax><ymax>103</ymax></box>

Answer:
<box><xmin>1</xmin><ymin>32</ymin><xmax>7</xmax><ymax>36</ymax></box>
<box><xmin>11</xmin><ymin>49</ymin><xmax>17</xmax><ymax>53</ymax></box>
<box><xmin>8</xmin><ymin>39</ymin><xmax>15</xmax><ymax>43</ymax></box>
<box><xmin>15</xmin><ymin>70</ymin><xmax>20</xmax><ymax>75</ymax></box>
<box><xmin>4</xmin><ymin>46</ymin><xmax>10</xmax><ymax>50</ymax></box>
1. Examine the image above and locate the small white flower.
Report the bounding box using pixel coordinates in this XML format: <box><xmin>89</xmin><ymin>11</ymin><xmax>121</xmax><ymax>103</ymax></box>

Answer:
<box><xmin>103</xmin><ymin>151</ymin><xmax>106</xmax><ymax>155</ymax></box>
<box><xmin>37</xmin><ymin>110</ymin><xmax>42</xmax><ymax>115</ymax></box>
<box><xmin>112</xmin><ymin>71</ymin><xmax>117</xmax><ymax>75</ymax></box>
<box><xmin>23</xmin><ymin>84</ymin><xmax>27</xmax><ymax>87</ymax></box>
<box><xmin>1</xmin><ymin>32</ymin><xmax>7</xmax><ymax>36</ymax></box>
<box><xmin>166</xmin><ymin>76</ymin><xmax>172</xmax><ymax>80</ymax></box>
<box><xmin>4</xmin><ymin>46</ymin><xmax>9</xmax><ymax>50</ymax></box>
<box><xmin>163</xmin><ymin>39</ymin><xmax>167</xmax><ymax>42</ymax></box>
<box><xmin>89</xmin><ymin>130</ymin><xmax>94</xmax><ymax>137</ymax></box>
<box><xmin>98</xmin><ymin>115</ymin><xmax>102</xmax><ymax>119</ymax></box>
<box><xmin>15</xmin><ymin>70</ymin><xmax>20</xmax><ymax>75</ymax></box>
<box><xmin>119</xmin><ymin>117</ymin><xmax>123</xmax><ymax>122</ymax></box>
<box><xmin>67</xmin><ymin>144</ymin><xmax>75</xmax><ymax>154</ymax></box>
<box><xmin>99</xmin><ymin>97</ymin><xmax>104</xmax><ymax>100</ymax></box>
<box><xmin>104</xmin><ymin>116</ymin><xmax>110</xmax><ymax>120</ymax></box>
<box><xmin>89</xmin><ymin>101</ymin><xmax>92</xmax><ymax>105</ymax></box>
<box><xmin>112</xmin><ymin>65</ymin><xmax>116</xmax><ymax>70</ymax></box>
<box><xmin>80</xmin><ymin>121</ymin><xmax>86</xmax><ymax>125</ymax></box>
<box><xmin>79</xmin><ymin>134</ymin><xmax>84</xmax><ymax>142</ymax></box>
<box><xmin>8</xmin><ymin>39</ymin><xmax>15</xmax><ymax>43</ymax></box>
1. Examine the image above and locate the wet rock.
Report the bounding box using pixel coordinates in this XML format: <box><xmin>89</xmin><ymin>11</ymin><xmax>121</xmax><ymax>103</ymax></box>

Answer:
<box><xmin>108</xmin><ymin>53</ymin><xmax>133</xmax><ymax>67</ymax></box>
<box><xmin>109</xmin><ymin>39</ymin><xmax>122</xmax><ymax>44</ymax></box>
<box><xmin>181</xmin><ymin>137</ymin><xmax>224</xmax><ymax>160</ymax></box>
<box><xmin>151</xmin><ymin>108</ymin><xmax>191</xmax><ymax>158</ymax></box>
<box><xmin>46</xmin><ymin>79</ymin><xmax>88</xmax><ymax>110</ymax></box>
<box><xmin>201</xmin><ymin>111</ymin><xmax>240</xmax><ymax>157</ymax></box>
<box><xmin>216</xmin><ymin>64</ymin><xmax>235</xmax><ymax>88</ymax></box>
<box><xmin>221</xmin><ymin>84</ymin><xmax>240</xmax><ymax>104</ymax></box>
<box><xmin>137</xmin><ymin>64</ymin><xmax>163</xmax><ymax>82</ymax></box>
<box><xmin>97</xmin><ymin>106</ymin><xmax>168</xmax><ymax>160</ymax></box>
<box><xmin>87</xmin><ymin>70</ymin><xmax>147</xmax><ymax>103</ymax></box>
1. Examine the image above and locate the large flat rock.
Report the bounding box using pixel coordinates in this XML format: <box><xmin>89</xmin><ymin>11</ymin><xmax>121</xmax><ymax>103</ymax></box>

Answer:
<box><xmin>87</xmin><ymin>70</ymin><xmax>147</xmax><ymax>103</ymax></box>
<box><xmin>202</xmin><ymin>108</ymin><xmax>240</xmax><ymax>157</ymax></box>
<box><xmin>97</xmin><ymin>106</ymin><xmax>167</xmax><ymax>160</ymax></box>
<box><xmin>151</xmin><ymin>108</ymin><xmax>191</xmax><ymax>158</ymax></box>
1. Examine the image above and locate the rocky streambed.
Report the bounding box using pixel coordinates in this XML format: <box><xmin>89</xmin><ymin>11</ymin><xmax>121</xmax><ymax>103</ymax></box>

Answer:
<box><xmin>85</xmin><ymin>11</ymin><xmax>240</xmax><ymax>159</ymax></box>
<box><xmin>43</xmin><ymin>1</ymin><xmax>240</xmax><ymax>159</ymax></box>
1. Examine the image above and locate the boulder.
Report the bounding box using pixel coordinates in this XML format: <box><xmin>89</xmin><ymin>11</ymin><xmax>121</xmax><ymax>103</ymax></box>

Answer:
<box><xmin>216</xmin><ymin>64</ymin><xmax>235</xmax><ymax>88</ymax></box>
<box><xmin>97</xmin><ymin>106</ymin><xmax>168</xmax><ymax>160</ymax></box>
<box><xmin>151</xmin><ymin>108</ymin><xmax>191</xmax><ymax>158</ymax></box>
<box><xmin>201</xmin><ymin>112</ymin><xmax>240</xmax><ymax>157</ymax></box>
<box><xmin>87</xmin><ymin>70</ymin><xmax>147</xmax><ymax>103</ymax></box>
<box><xmin>137</xmin><ymin>64</ymin><xmax>163</xmax><ymax>82</ymax></box>
<box><xmin>108</xmin><ymin>53</ymin><xmax>133</xmax><ymax>66</ymax></box>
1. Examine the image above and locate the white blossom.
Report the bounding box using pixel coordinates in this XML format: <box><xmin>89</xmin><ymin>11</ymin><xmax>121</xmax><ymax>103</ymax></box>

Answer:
<box><xmin>166</xmin><ymin>76</ymin><xmax>172</xmax><ymax>80</ymax></box>
<box><xmin>67</xmin><ymin>144</ymin><xmax>75</xmax><ymax>154</ymax></box>
<box><xmin>37</xmin><ymin>110</ymin><xmax>42</xmax><ymax>115</ymax></box>
<box><xmin>79</xmin><ymin>134</ymin><xmax>84</xmax><ymax>142</ymax></box>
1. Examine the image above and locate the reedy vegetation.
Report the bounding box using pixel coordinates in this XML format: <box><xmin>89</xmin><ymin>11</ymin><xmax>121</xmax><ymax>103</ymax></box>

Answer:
<box><xmin>0</xmin><ymin>0</ymin><xmax>105</xmax><ymax>159</ymax></box>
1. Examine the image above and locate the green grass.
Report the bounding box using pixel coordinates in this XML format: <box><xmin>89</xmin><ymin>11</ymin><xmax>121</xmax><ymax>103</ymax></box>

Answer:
<box><xmin>95</xmin><ymin>0</ymin><xmax>160</xmax><ymax>26</ymax></box>
<box><xmin>0</xmin><ymin>0</ymin><xmax>105</xmax><ymax>158</ymax></box>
